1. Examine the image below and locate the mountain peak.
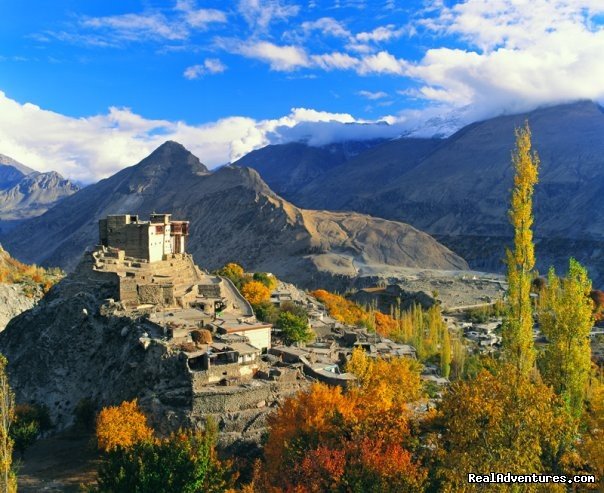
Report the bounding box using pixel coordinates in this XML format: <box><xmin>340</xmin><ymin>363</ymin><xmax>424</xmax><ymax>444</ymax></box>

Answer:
<box><xmin>0</xmin><ymin>153</ymin><xmax>36</xmax><ymax>176</ymax></box>
<box><xmin>141</xmin><ymin>141</ymin><xmax>209</xmax><ymax>175</ymax></box>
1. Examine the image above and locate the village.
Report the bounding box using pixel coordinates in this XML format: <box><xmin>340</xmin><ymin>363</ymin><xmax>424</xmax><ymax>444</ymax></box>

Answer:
<box><xmin>89</xmin><ymin>213</ymin><xmax>526</xmax><ymax>403</ymax></box>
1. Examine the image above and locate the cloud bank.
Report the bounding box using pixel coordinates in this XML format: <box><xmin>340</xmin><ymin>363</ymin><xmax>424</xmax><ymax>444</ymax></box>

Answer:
<box><xmin>5</xmin><ymin>0</ymin><xmax>604</xmax><ymax>183</ymax></box>
<box><xmin>0</xmin><ymin>91</ymin><xmax>415</xmax><ymax>183</ymax></box>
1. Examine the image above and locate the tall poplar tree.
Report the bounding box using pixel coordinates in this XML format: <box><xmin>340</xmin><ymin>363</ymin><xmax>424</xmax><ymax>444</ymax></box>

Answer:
<box><xmin>538</xmin><ymin>258</ymin><xmax>593</xmax><ymax>421</ymax></box>
<box><xmin>0</xmin><ymin>356</ymin><xmax>15</xmax><ymax>493</ymax></box>
<box><xmin>502</xmin><ymin>122</ymin><xmax>539</xmax><ymax>376</ymax></box>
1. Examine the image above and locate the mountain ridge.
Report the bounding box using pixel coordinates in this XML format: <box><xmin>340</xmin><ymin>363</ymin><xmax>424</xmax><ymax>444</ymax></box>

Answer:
<box><xmin>0</xmin><ymin>142</ymin><xmax>468</xmax><ymax>289</ymax></box>
<box><xmin>233</xmin><ymin>100</ymin><xmax>604</xmax><ymax>282</ymax></box>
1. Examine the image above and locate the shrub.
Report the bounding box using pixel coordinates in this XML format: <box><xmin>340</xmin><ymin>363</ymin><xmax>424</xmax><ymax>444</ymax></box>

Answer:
<box><xmin>276</xmin><ymin>311</ymin><xmax>313</xmax><ymax>345</ymax></box>
<box><xmin>252</xmin><ymin>272</ymin><xmax>277</xmax><ymax>290</ymax></box>
<box><xmin>191</xmin><ymin>329</ymin><xmax>212</xmax><ymax>345</ymax></box>
<box><xmin>253</xmin><ymin>301</ymin><xmax>278</xmax><ymax>323</ymax></box>
<box><xmin>74</xmin><ymin>398</ymin><xmax>97</xmax><ymax>432</ymax></box>
<box><xmin>94</xmin><ymin>422</ymin><xmax>235</xmax><ymax>493</ymax></box>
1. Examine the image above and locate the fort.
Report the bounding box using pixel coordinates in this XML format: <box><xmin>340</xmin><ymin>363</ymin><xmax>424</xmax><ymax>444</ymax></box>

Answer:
<box><xmin>1</xmin><ymin>213</ymin><xmax>423</xmax><ymax>453</ymax></box>
<box><xmin>91</xmin><ymin>214</ymin><xmax>275</xmax><ymax>388</ymax></box>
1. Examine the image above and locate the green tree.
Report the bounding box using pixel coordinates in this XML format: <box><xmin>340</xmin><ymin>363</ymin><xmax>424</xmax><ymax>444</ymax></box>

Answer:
<box><xmin>94</xmin><ymin>424</ymin><xmax>234</xmax><ymax>493</ymax></box>
<box><xmin>253</xmin><ymin>301</ymin><xmax>279</xmax><ymax>323</ymax></box>
<box><xmin>11</xmin><ymin>420</ymin><xmax>38</xmax><ymax>460</ymax></box>
<box><xmin>0</xmin><ymin>355</ymin><xmax>16</xmax><ymax>493</ymax></box>
<box><xmin>440</xmin><ymin>326</ymin><xmax>451</xmax><ymax>379</ymax></box>
<box><xmin>538</xmin><ymin>258</ymin><xmax>594</xmax><ymax>421</ymax></box>
<box><xmin>276</xmin><ymin>311</ymin><xmax>313</xmax><ymax>345</ymax></box>
<box><xmin>10</xmin><ymin>403</ymin><xmax>51</xmax><ymax>459</ymax></box>
<box><xmin>252</xmin><ymin>272</ymin><xmax>277</xmax><ymax>290</ymax></box>
<box><xmin>502</xmin><ymin>122</ymin><xmax>539</xmax><ymax>376</ymax></box>
<box><xmin>214</xmin><ymin>262</ymin><xmax>246</xmax><ymax>289</ymax></box>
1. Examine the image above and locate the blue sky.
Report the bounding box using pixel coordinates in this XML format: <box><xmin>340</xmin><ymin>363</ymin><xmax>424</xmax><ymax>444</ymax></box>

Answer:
<box><xmin>0</xmin><ymin>0</ymin><xmax>434</xmax><ymax>122</ymax></box>
<box><xmin>0</xmin><ymin>0</ymin><xmax>603</xmax><ymax>182</ymax></box>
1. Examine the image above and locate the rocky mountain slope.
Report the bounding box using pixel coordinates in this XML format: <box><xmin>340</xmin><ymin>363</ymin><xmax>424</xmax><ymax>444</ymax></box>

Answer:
<box><xmin>0</xmin><ymin>141</ymin><xmax>467</xmax><ymax>289</ymax></box>
<box><xmin>0</xmin><ymin>154</ymin><xmax>79</xmax><ymax>231</ymax></box>
<box><xmin>235</xmin><ymin>101</ymin><xmax>604</xmax><ymax>282</ymax></box>
<box><xmin>0</xmin><ymin>284</ymin><xmax>37</xmax><ymax>332</ymax></box>
<box><xmin>234</xmin><ymin>140</ymin><xmax>384</xmax><ymax>196</ymax></box>
<box><xmin>0</xmin><ymin>245</ymin><xmax>57</xmax><ymax>331</ymax></box>
<box><xmin>0</xmin><ymin>251</ymin><xmax>307</xmax><ymax>452</ymax></box>
<box><xmin>0</xmin><ymin>171</ymin><xmax>80</xmax><ymax>220</ymax></box>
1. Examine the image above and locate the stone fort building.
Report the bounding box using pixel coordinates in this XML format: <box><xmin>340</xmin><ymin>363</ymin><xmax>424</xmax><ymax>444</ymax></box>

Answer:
<box><xmin>99</xmin><ymin>213</ymin><xmax>189</xmax><ymax>263</ymax></box>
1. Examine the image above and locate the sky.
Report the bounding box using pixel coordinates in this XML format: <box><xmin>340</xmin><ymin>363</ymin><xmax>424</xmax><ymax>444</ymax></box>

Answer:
<box><xmin>1</xmin><ymin>0</ymin><xmax>604</xmax><ymax>182</ymax></box>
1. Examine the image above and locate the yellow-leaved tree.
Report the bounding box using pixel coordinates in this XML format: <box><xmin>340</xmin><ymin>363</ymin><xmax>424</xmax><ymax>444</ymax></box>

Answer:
<box><xmin>434</xmin><ymin>364</ymin><xmax>569</xmax><ymax>492</ymax></box>
<box><xmin>502</xmin><ymin>121</ymin><xmax>539</xmax><ymax>376</ymax></box>
<box><xmin>538</xmin><ymin>258</ymin><xmax>594</xmax><ymax>422</ymax></box>
<box><xmin>96</xmin><ymin>399</ymin><xmax>153</xmax><ymax>452</ymax></box>
<box><xmin>241</xmin><ymin>280</ymin><xmax>271</xmax><ymax>306</ymax></box>
<box><xmin>0</xmin><ymin>356</ymin><xmax>15</xmax><ymax>493</ymax></box>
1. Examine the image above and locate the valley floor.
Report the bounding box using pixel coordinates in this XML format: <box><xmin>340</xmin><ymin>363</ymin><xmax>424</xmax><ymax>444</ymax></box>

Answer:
<box><xmin>16</xmin><ymin>430</ymin><xmax>99</xmax><ymax>492</ymax></box>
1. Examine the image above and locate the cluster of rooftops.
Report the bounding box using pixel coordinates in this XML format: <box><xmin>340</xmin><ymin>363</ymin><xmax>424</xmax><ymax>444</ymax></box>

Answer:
<box><xmin>92</xmin><ymin>213</ymin><xmax>430</xmax><ymax>390</ymax></box>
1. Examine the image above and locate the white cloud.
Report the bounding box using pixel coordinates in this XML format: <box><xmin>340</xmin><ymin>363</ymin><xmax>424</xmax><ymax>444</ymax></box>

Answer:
<box><xmin>237</xmin><ymin>0</ymin><xmax>300</xmax><ymax>32</ymax></box>
<box><xmin>357</xmin><ymin>90</ymin><xmax>388</xmax><ymax>100</ymax></box>
<box><xmin>45</xmin><ymin>2</ymin><xmax>227</xmax><ymax>46</ymax></box>
<box><xmin>311</xmin><ymin>52</ymin><xmax>358</xmax><ymax>70</ymax></box>
<box><xmin>357</xmin><ymin>51</ymin><xmax>408</xmax><ymax>75</ymax></box>
<box><xmin>301</xmin><ymin>17</ymin><xmax>351</xmax><ymax>38</ymax></box>
<box><xmin>175</xmin><ymin>1</ymin><xmax>227</xmax><ymax>28</ymax></box>
<box><xmin>184</xmin><ymin>58</ymin><xmax>227</xmax><ymax>79</ymax></box>
<box><xmin>233</xmin><ymin>41</ymin><xmax>310</xmax><ymax>71</ymax></box>
<box><xmin>356</xmin><ymin>25</ymin><xmax>405</xmax><ymax>43</ymax></box>
<box><xmin>81</xmin><ymin>12</ymin><xmax>189</xmax><ymax>42</ymax></box>
<box><xmin>407</xmin><ymin>0</ymin><xmax>604</xmax><ymax>117</ymax></box>
<box><xmin>0</xmin><ymin>91</ymin><xmax>409</xmax><ymax>183</ymax></box>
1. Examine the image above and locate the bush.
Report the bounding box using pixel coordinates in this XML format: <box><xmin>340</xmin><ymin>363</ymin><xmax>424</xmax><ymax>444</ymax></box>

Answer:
<box><xmin>252</xmin><ymin>272</ymin><xmax>277</xmax><ymax>290</ymax></box>
<box><xmin>11</xmin><ymin>420</ymin><xmax>39</xmax><ymax>459</ymax></box>
<box><xmin>191</xmin><ymin>329</ymin><xmax>212</xmax><ymax>345</ymax></box>
<box><xmin>9</xmin><ymin>403</ymin><xmax>51</xmax><ymax>458</ymax></box>
<box><xmin>253</xmin><ymin>301</ymin><xmax>278</xmax><ymax>324</ymax></box>
<box><xmin>276</xmin><ymin>311</ymin><xmax>313</xmax><ymax>345</ymax></box>
<box><xmin>74</xmin><ymin>398</ymin><xmax>97</xmax><ymax>432</ymax></box>
<box><xmin>94</xmin><ymin>424</ymin><xmax>235</xmax><ymax>493</ymax></box>
<box><xmin>279</xmin><ymin>301</ymin><xmax>309</xmax><ymax>320</ymax></box>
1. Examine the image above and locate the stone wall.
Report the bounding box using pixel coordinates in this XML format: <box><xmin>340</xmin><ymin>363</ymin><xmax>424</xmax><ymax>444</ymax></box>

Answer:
<box><xmin>191</xmin><ymin>362</ymin><xmax>257</xmax><ymax>389</ymax></box>
<box><xmin>192</xmin><ymin>384</ymin><xmax>272</xmax><ymax>414</ymax></box>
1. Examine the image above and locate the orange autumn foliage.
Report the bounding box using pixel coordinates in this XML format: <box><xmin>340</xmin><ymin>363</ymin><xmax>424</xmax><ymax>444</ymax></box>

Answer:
<box><xmin>0</xmin><ymin>247</ymin><xmax>63</xmax><ymax>293</ymax></box>
<box><xmin>434</xmin><ymin>364</ymin><xmax>570</xmax><ymax>492</ymax></box>
<box><xmin>373</xmin><ymin>311</ymin><xmax>398</xmax><ymax>337</ymax></box>
<box><xmin>242</xmin><ymin>281</ymin><xmax>271</xmax><ymax>306</ymax></box>
<box><xmin>311</xmin><ymin>289</ymin><xmax>400</xmax><ymax>337</ymax></box>
<box><xmin>311</xmin><ymin>289</ymin><xmax>368</xmax><ymax>326</ymax></box>
<box><xmin>96</xmin><ymin>399</ymin><xmax>154</xmax><ymax>452</ymax></box>
<box><xmin>262</xmin><ymin>353</ymin><xmax>427</xmax><ymax>492</ymax></box>
<box><xmin>346</xmin><ymin>347</ymin><xmax>423</xmax><ymax>407</ymax></box>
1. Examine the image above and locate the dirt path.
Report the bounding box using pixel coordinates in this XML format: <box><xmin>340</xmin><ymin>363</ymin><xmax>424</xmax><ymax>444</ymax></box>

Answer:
<box><xmin>16</xmin><ymin>431</ymin><xmax>99</xmax><ymax>492</ymax></box>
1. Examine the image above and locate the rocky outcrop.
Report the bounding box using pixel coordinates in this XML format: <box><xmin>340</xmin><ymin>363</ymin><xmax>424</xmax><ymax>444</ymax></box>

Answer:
<box><xmin>0</xmin><ymin>255</ymin><xmax>306</xmax><ymax>453</ymax></box>
<box><xmin>0</xmin><ymin>284</ymin><xmax>37</xmax><ymax>331</ymax></box>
